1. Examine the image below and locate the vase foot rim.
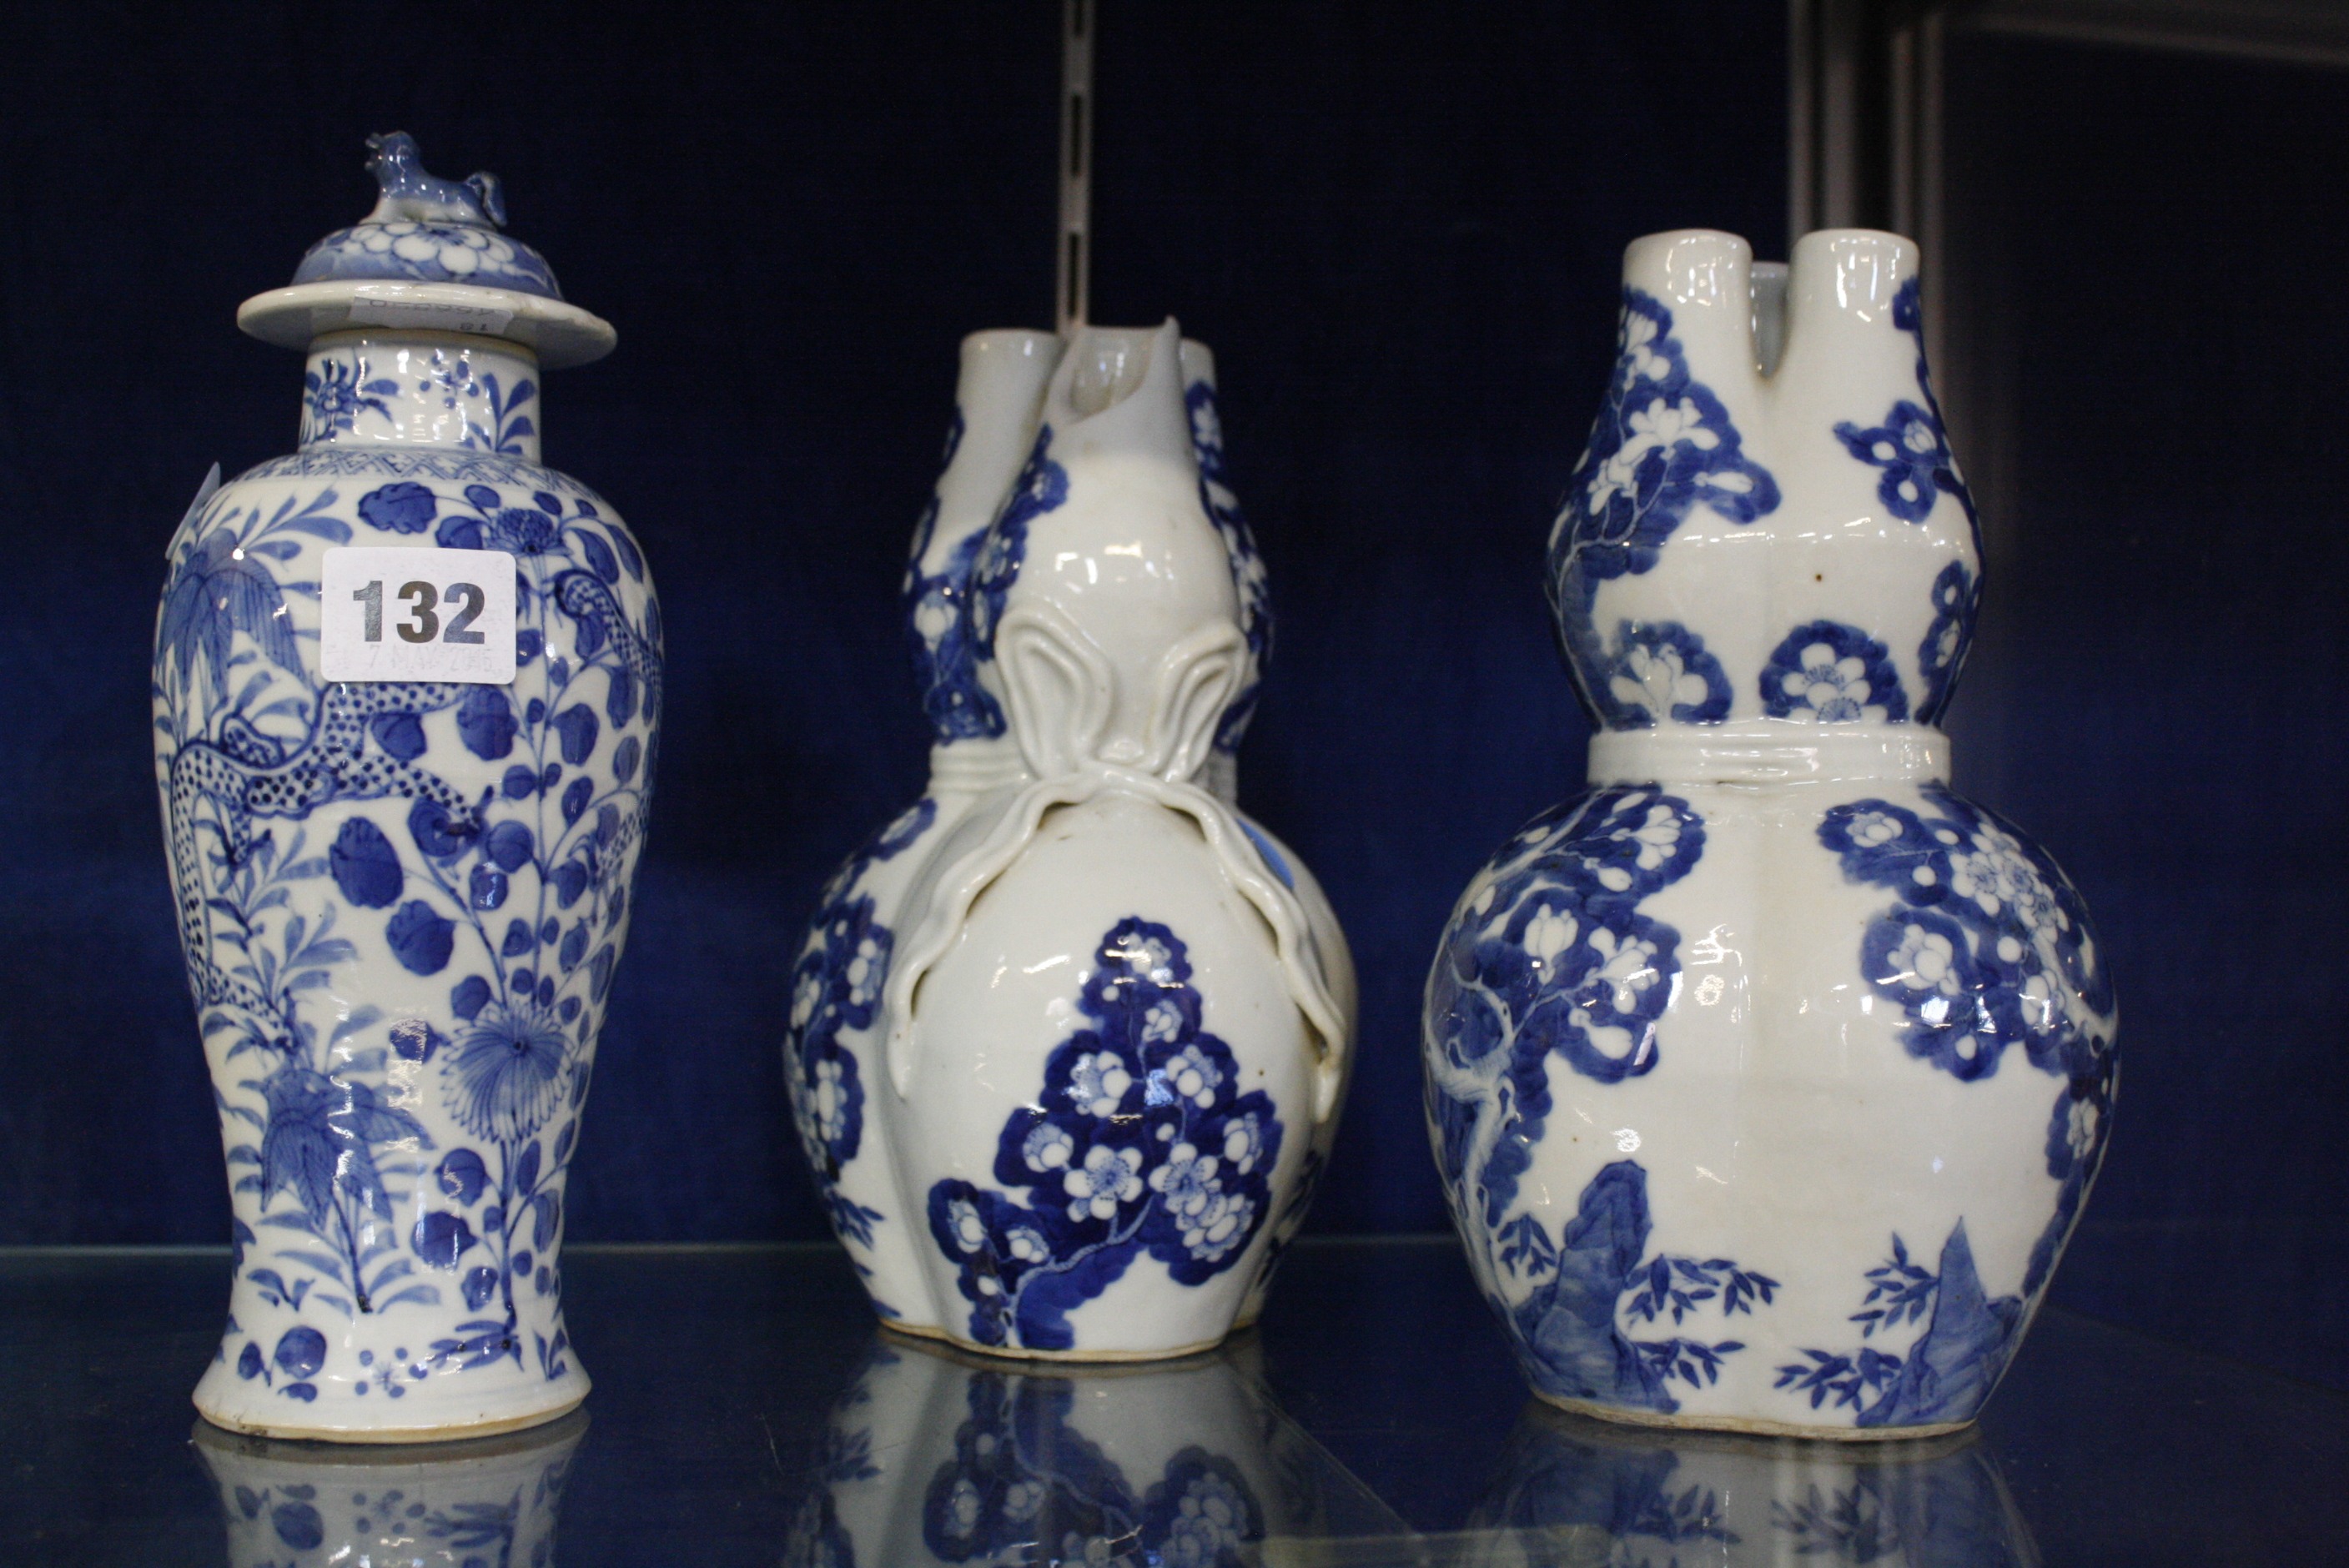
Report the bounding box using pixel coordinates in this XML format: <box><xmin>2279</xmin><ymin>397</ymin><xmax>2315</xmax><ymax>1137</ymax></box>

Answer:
<box><xmin>192</xmin><ymin>1389</ymin><xmax>588</xmax><ymax>1445</ymax></box>
<box><xmin>878</xmin><ymin>1316</ymin><xmax>1237</xmax><ymax>1368</ymax></box>
<box><xmin>1532</xmin><ymin>1390</ymin><xmax>1974</xmax><ymax>1444</ymax></box>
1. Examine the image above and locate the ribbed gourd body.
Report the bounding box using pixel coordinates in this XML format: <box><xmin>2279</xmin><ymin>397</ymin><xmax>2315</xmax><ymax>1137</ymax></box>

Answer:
<box><xmin>1425</xmin><ymin>229</ymin><xmax>2117</xmax><ymax>1437</ymax></box>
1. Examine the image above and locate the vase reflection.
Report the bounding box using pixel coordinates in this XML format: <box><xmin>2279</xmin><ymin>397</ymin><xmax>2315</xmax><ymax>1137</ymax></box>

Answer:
<box><xmin>191</xmin><ymin>1408</ymin><xmax>586</xmax><ymax>1566</ymax></box>
<box><xmin>787</xmin><ymin>1329</ymin><xmax>1409</xmax><ymax>1565</ymax></box>
<box><xmin>1459</xmin><ymin>1400</ymin><xmax>2036</xmax><ymax>1567</ymax></box>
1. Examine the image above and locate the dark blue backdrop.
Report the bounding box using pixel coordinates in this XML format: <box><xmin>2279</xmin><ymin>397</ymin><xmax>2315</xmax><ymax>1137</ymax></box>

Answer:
<box><xmin>1937</xmin><ymin>32</ymin><xmax>2349</xmax><ymax>1387</ymax></box>
<box><xmin>0</xmin><ymin>3</ymin><xmax>2340</xmax><ymax>1391</ymax></box>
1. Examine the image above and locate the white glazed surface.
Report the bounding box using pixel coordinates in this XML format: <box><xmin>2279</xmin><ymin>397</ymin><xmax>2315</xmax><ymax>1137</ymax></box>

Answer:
<box><xmin>784</xmin><ymin>322</ymin><xmax>1355</xmax><ymax>1361</ymax></box>
<box><xmin>161</xmin><ymin>188</ymin><xmax>655</xmax><ymax>1439</ymax></box>
<box><xmin>1424</xmin><ymin>229</ymin><xmax>2116</xmax><ymax>1437</ymax></box>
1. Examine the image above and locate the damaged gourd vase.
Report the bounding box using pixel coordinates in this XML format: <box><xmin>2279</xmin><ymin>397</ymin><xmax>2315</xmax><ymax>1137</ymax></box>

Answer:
<box><xmin>785</xmin><ymin>319</ymin><xmax>1355</xmax><ymax>1359</ymax></box>
<box><xmin>157</xmin><ymin>134</ymin><xmax>659</xmax><ymax>1440</ymax></box>
<box><xmin>1423</xmin><ymin>229</ymin><xmax>2116</xmax><ymax>1437</ymax></box>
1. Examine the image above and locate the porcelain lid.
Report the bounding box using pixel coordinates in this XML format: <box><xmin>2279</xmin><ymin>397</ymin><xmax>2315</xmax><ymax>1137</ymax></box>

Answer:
<box><xmin>239</xmin><ymin>133</ymin><xmax>615</xmax><ymax>369</ymax></box>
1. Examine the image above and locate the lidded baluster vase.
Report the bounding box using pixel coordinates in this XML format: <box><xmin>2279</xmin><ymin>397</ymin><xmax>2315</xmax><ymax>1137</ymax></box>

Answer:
<box><xmin>156</xmin><ymin>133</ymin><xmax>660</xmax><ymax>1440</ymax></box>
<box><xmin>1424</xmin><ymin>229</ymin><xmax>2117</xmax><ymax>1437</ymax></box>
<box><xmin>785</xmin><ymin>319</ymin><xmax>1355</xmax><ymax>1359</ymax></box>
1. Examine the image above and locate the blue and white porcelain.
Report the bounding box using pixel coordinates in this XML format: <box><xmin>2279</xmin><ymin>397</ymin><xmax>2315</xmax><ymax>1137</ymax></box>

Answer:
<box><xmin>158</xmin><ymin>135</ymin><xmax>658</xmax><ymax>1440</ymax></box>
<box><xmin>787</xmin><ymin>1332</ymin><xmax>1397</xmax><ymax>1565</ymax></box>
<box><xmin>1465</xmin><ymin>1403</ymin><xmax>2036</xmax><ymax>1565</ymax></box>
<box><xmin>786</xmin><ymin>321</ymin><xmax>1356</xmax><ymax>1359</ymax></box>
<box><xmin>193</xmin><ymin>1408</ymin><xmax>586</xmax><ymax>1565</ymax></box>
<box><xmin>1424</xmin><ymin>229</ymin><xmax>2116</xmax><ymax>1437</ymax></box>
<box><xmin>286</xmin><ymin>133</ymin><xmax>563</xmax><ymax>299</ymax></box>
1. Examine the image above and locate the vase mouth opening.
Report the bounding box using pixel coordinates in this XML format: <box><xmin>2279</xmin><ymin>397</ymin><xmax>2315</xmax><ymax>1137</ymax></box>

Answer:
<box><xmin>1750</xmin><ymin>263</ymin><xmax>1790</xmax><ymax>377</ymax></box>
<box><xmin>1065</xmin><ymin>328</ymin><xmax>1158</xmax><ymax>416</ymax></box>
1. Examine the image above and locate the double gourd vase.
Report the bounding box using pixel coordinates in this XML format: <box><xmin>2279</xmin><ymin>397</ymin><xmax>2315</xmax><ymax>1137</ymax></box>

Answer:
<box><xmin>785</xmin><ymin>320</ymin><xmax>1356</xmax><ymax>1359</ymax></box>
<box><xmin>155</xmin><ymin>136</ymin><xmax>659</xmax><ymax>1440</ymax></box>
<box><xmin>1425</xmin><ymin>229</ymin><xmax>2118</xmax><ymax>1437</ymax></box>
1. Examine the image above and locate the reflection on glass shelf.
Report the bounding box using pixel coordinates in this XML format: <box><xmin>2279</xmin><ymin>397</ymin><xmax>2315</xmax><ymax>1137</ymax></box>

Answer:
<box><xmin>786</xmin><ymin>1329</ymin><xmax>1412</xmax><ymax>1565</ymax></box>
<box><xmin>190</xmin><ymin>1409</ymin><xmax>586</xmax><ymax>1568</ymax></box>
<box><xmin>1447</xmin><ymin>1402</ymin><xmax>2033</xmax><ymax>1567</ymax></box>
<box><xmin>3</xmin><ymin>1247</ymin><xmax>2341</xmax><ymax>1557</ymax></box>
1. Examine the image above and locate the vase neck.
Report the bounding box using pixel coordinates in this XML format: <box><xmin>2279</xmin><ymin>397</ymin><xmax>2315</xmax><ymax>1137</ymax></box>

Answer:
<box><xmin>299</xmin><ymin>330</ymin><xmax>542</xmax><ymax>462</ymax></box>
<box><xmin>1587</xmin><ymin>721</ymin><xmax>1949</xmax><ymax>787</ymax></box>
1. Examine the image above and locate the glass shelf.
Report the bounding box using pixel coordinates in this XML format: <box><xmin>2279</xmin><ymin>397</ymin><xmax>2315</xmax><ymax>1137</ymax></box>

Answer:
<box><xmin>3</xmin><ymin>1239</ymin><xmax>2340</xmax><ymax>1562</ymax></box>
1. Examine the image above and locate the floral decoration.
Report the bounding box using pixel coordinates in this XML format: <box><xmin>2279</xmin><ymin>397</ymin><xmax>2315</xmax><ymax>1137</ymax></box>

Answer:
<box><xmin>924</xmin><ymin>918</ymin><xmax>1284</xmax><ymax>1352</ymax></box>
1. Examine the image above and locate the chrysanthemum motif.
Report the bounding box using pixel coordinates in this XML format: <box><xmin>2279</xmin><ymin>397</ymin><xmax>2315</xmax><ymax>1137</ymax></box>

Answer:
<box><xmin>489</xmin><ymin>507</ymin><xmax>560</xmax><ymax>554</ymax></box>
<box><xmin>924</xmin><ymin>917</ymin><xmax>1286</xmax><ymax>1351</ymax></box>
<box><xmin>444</xmin><ymin>999</ymin><xmax>570</xmax><ymax>1143</ymax></box>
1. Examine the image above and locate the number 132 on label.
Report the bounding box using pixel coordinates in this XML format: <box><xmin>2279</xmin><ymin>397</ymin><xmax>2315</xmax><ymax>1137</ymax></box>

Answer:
<box><xmin>320</xmin><ymin>545</ymin><xmax>519</xmax><ymax>684</ymax></box>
